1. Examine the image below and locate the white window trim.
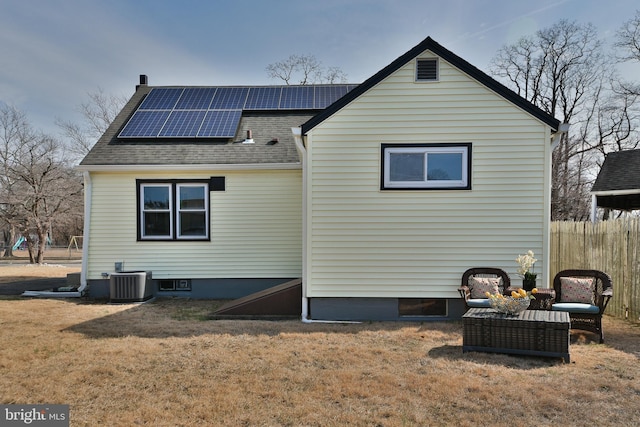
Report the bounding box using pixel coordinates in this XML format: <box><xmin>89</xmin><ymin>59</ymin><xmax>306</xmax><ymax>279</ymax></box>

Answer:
<box><xmin>140</xmin><ymin>183</ymin><xmax>174</xmax><ymax>239</ymax></box>
<box><xmin>382</xmin><ymin>144</ymin><xmax>470</xmax><ymax>190</ymax></box>
<box><xmin>139</xmin><ymin>181</ymin><xmax>210</xmax><ymax>241</ymax></box>
<box><xmin>176</xmin><ymin>183</ymin><xmax>209</xmax><ymax>240</ymax></box>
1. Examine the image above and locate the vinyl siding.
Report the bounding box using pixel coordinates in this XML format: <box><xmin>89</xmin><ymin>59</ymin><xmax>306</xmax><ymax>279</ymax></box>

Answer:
<box><xmin>86</xmin><ymin>169</ymin><xmax>302</xmax><ymax>280</ymax></box>
<box><xmin>305</xmin><ymin>53</ymin><xmax>552</xmax><ymax>298</ymax></box>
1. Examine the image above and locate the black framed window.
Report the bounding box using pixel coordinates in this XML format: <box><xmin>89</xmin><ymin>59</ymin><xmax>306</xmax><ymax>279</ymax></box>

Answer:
<box><xmin>382</xmin><ymin>143</ymin><xmax>471</xmax><ymax>190</ymax></box>
<box><xmin>138</xmin><ymin>180</ymin><xmax>209</xmax><ymax>241</ymax></box>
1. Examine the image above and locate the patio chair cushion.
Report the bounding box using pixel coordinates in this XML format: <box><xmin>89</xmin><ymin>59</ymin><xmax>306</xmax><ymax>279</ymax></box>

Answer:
<box><xmin>468</xmin><ymin>277</ymin><xmax>501</xmax><ymax>299</ymax></box>
<box><xmin>466</xmin><ymin>298</ymin><xmax>493</xmax><ymax>308</ymax></box>
<box><xmin>559</xmin><ymin>277</ymin><xmax>595</xmax><ymax>304</ymax></box>
<box><xmin>552</xmin><ymin>302</ymin><xmax>600</xmax><ymax>314</ymax></box>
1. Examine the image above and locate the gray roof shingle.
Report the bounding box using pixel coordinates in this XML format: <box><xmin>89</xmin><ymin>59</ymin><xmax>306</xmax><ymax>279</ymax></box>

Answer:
<box><xmin>592</xmin><ymin>149</ymin><xmax>640</xmax><ymax>211</ymax></box>
<box><xmin>79</xmin><ymin>85</ymin><xmax>317</xmax><ymax>168</ymax></box>
<box><xmin>592</xmin><ymin>149</ymin><xmax>640</xmax><ymax>193</ymax></box>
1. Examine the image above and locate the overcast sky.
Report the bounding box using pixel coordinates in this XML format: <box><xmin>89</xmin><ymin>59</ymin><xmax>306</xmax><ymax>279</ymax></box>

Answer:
<box><xmin>1</xmin><ymin>0</ymin><xmax>639</xmax><ymax>136</ymax></box>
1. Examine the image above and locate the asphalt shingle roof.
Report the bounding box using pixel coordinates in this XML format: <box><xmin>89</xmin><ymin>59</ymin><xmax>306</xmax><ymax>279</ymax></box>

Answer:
<box><xmin>79</xmin><ymin>84</ymin><xmax>319</xmax><ymax>168</ymax></box>
<box><xmin>81</xmin><ymin>36</ymin><xmax>562</xmax><ymax>170</ymax></box>
<box><xmin>592</xmin><ymin>149</ymin><xmax>640</xmax><ymax>193</ymax></box>
<box><xmin>592</xmin><ymin>149</ymin><xmax>640</xmax><ymax>211</ymax></box>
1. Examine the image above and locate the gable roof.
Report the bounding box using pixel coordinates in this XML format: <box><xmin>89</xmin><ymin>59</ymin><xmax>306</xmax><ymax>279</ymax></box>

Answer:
<box><xmin>591</xmin><ymin>149</ymin><xmax>640</xmax><ymax>210</ymax></box>
<box><xmin>301</xmin><ymin>36</ymin><xmax>561</xmax><ymax>135</ymax></box>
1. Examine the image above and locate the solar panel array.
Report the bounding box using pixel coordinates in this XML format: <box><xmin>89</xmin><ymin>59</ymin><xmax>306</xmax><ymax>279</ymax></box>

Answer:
<box><xmin>119</xmin><ymin>85</ymin><xmax>357</xmax><ymax>139</ymax></box>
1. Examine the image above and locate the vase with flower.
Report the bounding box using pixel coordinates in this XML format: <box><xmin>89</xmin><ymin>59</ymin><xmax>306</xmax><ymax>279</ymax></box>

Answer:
<box><xmin>516</xmin><ymin>250</ymin><xmax>537</xmax><ymax>291</ymax></box>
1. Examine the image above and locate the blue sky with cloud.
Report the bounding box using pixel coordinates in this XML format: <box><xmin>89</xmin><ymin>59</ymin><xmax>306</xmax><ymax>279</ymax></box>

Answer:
<box><xmin>1</xmin><ymin>0</ymin><xmax>639</xmax><ymax>136</ymax></box>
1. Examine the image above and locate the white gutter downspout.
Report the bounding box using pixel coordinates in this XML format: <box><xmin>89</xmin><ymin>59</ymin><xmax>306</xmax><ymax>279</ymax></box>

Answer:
<box><xmin>78</xmin><ymin>171</ymin><xmax>91</xmax><ymax>294</ymax></box>
<box><xmin>292</xmin><ymin>127</ymin><xmax>360</xmax><ymax>324</ymax></box>
<box><xmin>530</xmin><ymin>121</ymin><xmax>569</xmax><ymax>292</ymax></box>
<box><xmin>550</xmin><ymin>124</ymin><xmax>570</xmax><ymax>228</ymax></box>
<box><xmin>551</xmin><ymin>123</ymin><xmax>570</xmax><ymax>151</ymax></box>
<box><xmin>22</xmin><ymin>172</ymin><xmax>91</xmax><ymax>298</ymax></box>
<box><xmin>591</xmin><ymin>194</ymin><xmax>598</xmax><ymax>223</ymax></box>
<box><xmin>291</xmin><ymin>127</ymin><xmax>310</xmax><ymax>321</ymax></box>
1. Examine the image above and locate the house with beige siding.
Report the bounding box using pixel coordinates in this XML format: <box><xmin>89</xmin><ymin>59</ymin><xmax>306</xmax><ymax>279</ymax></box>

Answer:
<box><xmin>77</xmin><ymin>36</ymin><xmax>563</xmax><ymax>320</ymax></box>
<box><xmin>296</xmin><ymin>37</ymin><xmax>563</xmax><ymax>320</ymax></box>
<box><xmin>76</xmin><ymin>82</ymin><xmax>346</xmax><ymax>300</ymax></box>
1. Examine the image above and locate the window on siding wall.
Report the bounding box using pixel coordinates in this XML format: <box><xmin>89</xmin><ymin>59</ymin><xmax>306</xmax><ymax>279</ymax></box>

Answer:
<box><xmin>381</xmin><ymin>143</ymin><xmax>471</xmax><ymax>190</ymax></box>
<box><xmin>139</xmin><ymin>181</ymin><xmax>209</xmax><ymax>240</ymax></box>
<box><xmin>177</xmin><ymin>184</ymin><xmax>207</xmax><ymax>237</ymax></box>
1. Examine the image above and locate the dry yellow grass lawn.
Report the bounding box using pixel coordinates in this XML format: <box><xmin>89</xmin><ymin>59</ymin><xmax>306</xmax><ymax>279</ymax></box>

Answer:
<box><xmin>1</xmin><ymin>265</ymin><xmax>640</xmax><ymax>426</ymax></box>
<box><xmin>0</xmin><ymin>263</ymin><xmax>81</xmax><ymax>282</ymax></box>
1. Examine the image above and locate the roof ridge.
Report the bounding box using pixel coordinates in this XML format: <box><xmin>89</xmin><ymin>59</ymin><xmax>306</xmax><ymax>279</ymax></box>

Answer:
<box><xmin>301</xmin><ymin>36</ymin><xmax>560</xmax><ymax>134</ymax></box>
<box><xmin>143</xmin><ymin>83</ymin><xmax>359</xmax><ymax>89</ymax></box>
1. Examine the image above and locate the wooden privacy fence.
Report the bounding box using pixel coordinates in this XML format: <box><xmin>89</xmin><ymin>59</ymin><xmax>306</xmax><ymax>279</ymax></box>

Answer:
<box><xmin>550</xmin><ymin>219</ymin><xmax>640</xmax><ymax>323</ymax></box>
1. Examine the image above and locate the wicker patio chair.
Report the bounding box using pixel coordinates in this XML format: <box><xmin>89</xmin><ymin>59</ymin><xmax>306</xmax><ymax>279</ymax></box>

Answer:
<box><xmin>551</xmin><ymin>269</ymin><xmax>613</xmax><ymax>343</ymax></box>
<box><xmin>458</xmin><ymin>268</ymin><xmax>511</xmax><ymax>310</ymax></box>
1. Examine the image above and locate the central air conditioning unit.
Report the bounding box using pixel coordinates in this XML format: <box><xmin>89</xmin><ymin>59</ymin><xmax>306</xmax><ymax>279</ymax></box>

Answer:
<box><xmin>109</xmin><ymin>271</ymin><xmax>153</xmax><ymax>303</ymax></box>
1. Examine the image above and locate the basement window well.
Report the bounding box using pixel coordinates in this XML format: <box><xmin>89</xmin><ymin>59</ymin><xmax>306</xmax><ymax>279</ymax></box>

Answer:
<box><xmin>158</xmin><ymin>279</ymin><xmax>192</xmax><ymax>291</ymax></box>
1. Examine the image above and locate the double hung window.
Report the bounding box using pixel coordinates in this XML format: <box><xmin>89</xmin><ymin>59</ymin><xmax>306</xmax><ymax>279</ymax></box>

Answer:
<box><xmin>138</xmin><ymin>181</ymin><xmax>209</xmax><ymax>240</ymax></box>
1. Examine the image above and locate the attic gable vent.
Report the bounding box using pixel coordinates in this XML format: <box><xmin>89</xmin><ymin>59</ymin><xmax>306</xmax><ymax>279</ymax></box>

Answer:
<box><xmin>416</xmin><ymin>58</ymin><xmax>438</xmax><ymax>81</ymax></box>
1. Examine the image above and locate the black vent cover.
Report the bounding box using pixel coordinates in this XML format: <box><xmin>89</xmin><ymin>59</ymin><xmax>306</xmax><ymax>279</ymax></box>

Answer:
<box><xmin>209</xmin><ymin>176</ymin><xmax>226</xmax><ymax>191</ymax></box>
<box><xmin>416</xmin><ymin>59</ymin><xmax>438</xmax><ymax>81</ymax></box>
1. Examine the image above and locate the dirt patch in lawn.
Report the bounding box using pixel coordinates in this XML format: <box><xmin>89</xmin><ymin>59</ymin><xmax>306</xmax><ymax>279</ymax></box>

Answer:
<box><xmin>1</xmin><ymin>294</ymin><xmax>639</xmax><ymax>426</ymax></box>
<box><xmin>0</xmin><ymin>264</ymin><xmax>81</xmax><ymax>282</ymax></box>
<box><xmin>0</xmin><ymin>264</ymin><xmax>82</xmax><ymax>295</ymax></box>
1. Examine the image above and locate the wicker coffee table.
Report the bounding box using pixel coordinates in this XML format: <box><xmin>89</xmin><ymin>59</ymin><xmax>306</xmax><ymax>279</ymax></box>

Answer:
<box><xmin>463</xmin><ymin>308</ymin><xmax>570</xmax><ymax>362</ymax></box>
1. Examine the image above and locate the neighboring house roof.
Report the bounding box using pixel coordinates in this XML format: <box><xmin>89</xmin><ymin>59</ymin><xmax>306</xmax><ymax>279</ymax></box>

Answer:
<box><xmin>301</xmin><ymin>36</ymin><xmax>561</xmax><ymax>135</ymax></box>
<box><xmin>78</xmin><ymin>84</ymin><xmax>354</xmax><ymax>170</ymax></box>
<box><xmin>591</xmin><ymin>149</ymin><xmax>640</xmax><ymax>210</ymax></box>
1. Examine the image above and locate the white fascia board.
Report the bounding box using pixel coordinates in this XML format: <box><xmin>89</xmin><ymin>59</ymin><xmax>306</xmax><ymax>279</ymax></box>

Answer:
<box><xmin>591</xmin><ymin>189</ymin><xmax>640</xmax><ymax>196</ymax></box>
<box><xmin>76</xmin><ymin>162</ymin><xmax>302</xmax><ymax>172</ymax></box>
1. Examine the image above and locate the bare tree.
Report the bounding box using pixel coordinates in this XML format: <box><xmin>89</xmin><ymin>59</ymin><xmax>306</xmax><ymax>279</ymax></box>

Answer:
<box><xmin>0</xmin><ymin>103</ymin><xmax>83</xmax><ymax>263</ymax></box>
<box><xmin>616</xmin><ymin>10</ymin><xmax>640</xmax><ymax>97</ymax></box>
<box><xmin>490</xmin><ymin>20</ymin><xmax>613</xmax><ymax>220</ymax></box>
<box><xmin>591</xmin><ymin>88</ymin><xmax>640</xmax><ymax>156</ymax></box>
<box><xmin>56</xmin><ymin>87</ymin><xmax>127</xmax><ymax>163</ymax></box>
<box><xmin>0</xmin><ymin>104</ymin><xmax>28</xmax><ymax>257</ymax></box>
<box><xmin>266</xmin><ymin>54</ymin><xmax>347</xmax><ymax>85</ymax></box>
<box><xmin>616</xmin><ymin>10</ymin><xmax>640</xmax><ymax>62</ymax></box>
<box><xmin>324</xmin><ymin>66</ymin><xmax>349</xmax><ymax>84</ymax></box>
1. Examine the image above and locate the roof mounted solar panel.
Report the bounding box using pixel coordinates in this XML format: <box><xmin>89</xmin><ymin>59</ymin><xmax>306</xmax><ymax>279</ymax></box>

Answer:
<box><xmin>119</xmin><ymin>84</ymin><xmax>357</xmax><ymax>139</ymax></box>
<box><xmin>119</xmin><ymin>110</ymin><xmax>171</xmax><ymax>138</ymax></box>
<box><xmin>175</xmin><ymin>87</ymin><xmax>216</xmax><ymax>110</ymax></box>
<box><xmin>314</xmin><ymin>85</ymin><xmax>349</xmax><ymax>109</ymax></box>
<box><xmin>159</xmin><ymin>110</ymin><xmax>207</xmax><ymax>137</ymax></box>
<box><xmin>244</xmin><ymin>87</ymin><xmax>282</xmax><ymax>110</ymax></box>
<box><xmin>210</xmin><ymin>87</ymin><xmax>249</xmax><ymax>109</ymax></box>
<box><xmin>138</xmin><ymin>88</ymin><xmax>184</xmax><ymax>110</ymax></box>
<box><xmin>280</xmin><ymin>86</ymin><xmax>314</xmax><ymax>109</ymax></box>
<box><xmin>198</xmin><ymin>110</ymin><xmax>242</xmax><ymax>138</ymax></box>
